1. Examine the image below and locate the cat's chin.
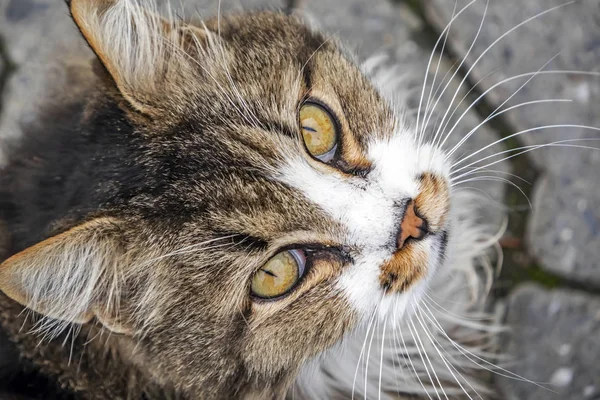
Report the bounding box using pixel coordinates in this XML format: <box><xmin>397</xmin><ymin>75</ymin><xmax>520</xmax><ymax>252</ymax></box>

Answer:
<box><xmin>376</xmin><ymin>230</ymin><xmax>448</xmax><ymax>323</ymax></box>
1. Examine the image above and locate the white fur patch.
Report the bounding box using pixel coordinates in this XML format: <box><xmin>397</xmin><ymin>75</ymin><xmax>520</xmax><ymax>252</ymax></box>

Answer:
<box><xmin>278</xmin><ymin>123</ymin><xmax>450</xmax><ymax>318</ymax></box>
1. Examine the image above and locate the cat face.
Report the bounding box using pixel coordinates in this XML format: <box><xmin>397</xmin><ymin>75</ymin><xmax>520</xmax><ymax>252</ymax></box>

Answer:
<box><xmin>0</xmin><ymin>0</ymin><xmax>451</xmax><ymax>397</ymax></box>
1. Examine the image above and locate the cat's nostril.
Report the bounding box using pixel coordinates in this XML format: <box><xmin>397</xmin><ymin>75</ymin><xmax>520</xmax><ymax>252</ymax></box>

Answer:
<box><xmin>396</xmin><ymin>200</ymin><xmax>428</xmax><ymax>250</ymax></box>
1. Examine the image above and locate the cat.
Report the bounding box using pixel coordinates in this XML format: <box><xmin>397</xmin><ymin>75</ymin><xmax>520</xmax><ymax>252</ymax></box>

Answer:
<box><xmin>0</xmin><ymin>0</ymin><xmax>504</xmax><ymax>399</ymax></box>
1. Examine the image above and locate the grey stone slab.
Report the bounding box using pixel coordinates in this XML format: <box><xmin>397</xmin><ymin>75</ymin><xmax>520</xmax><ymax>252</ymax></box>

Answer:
<box><xmin>294</xmin><ymin>0</ymin><xmax>421</xmax><ymax>59</ymax></box>
<box><xmin>527</xmin><ymin>167</ymin><xmax>600</xmax><ymax>287</ymax></box>
<box><xmin>498</xmin><ymin>284</ymin><xmax>600</xmax><ymax>400</ymax></box>
<box><xmin>298</xmin><ymin>0</ymin><xmax>510</xmax><ymax>205</ymax></box>
<box><xmin>0</xmin><ymin>0</ymin><xmax>87</xmax><ymax>166</ymax></box>
<box><xmin>0</xmin><ymin>0</ymin><xmax>83</xmax><ymax>66</ymax></box>
<box><xmin>177</xmin><ymin>0</ymin><xmax>286</xmax><ymax>16</ymax></box>
<box><xmin>424</xmin><ymin>0</ymin><xmax>600</xmax><ymax>284</ymax></box>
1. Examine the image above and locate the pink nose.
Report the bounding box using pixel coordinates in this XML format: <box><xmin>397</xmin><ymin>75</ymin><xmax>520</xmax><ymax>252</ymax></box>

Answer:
<box><xmin>396</xmin><ymin>200</ymin><xmax>428</xmax><ymax>249</ymax></box>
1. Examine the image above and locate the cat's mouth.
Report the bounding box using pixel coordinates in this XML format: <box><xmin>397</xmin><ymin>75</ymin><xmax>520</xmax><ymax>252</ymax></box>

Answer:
<box><xmin>379</xmin><ymin>230</ymin><xmax>448</xmax><ymax>294</ymax></box>
<box><xmin>379</xmin><ymin>173</ymin><xmax>451</xmax><ymax>295</ymax></box>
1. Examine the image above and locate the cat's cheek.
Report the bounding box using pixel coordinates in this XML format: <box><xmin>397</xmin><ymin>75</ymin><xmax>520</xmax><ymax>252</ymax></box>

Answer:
<box><xmin>242</xmin><ymin>286</ymin><xmax>357</xmax><ymax>377</ymax></box>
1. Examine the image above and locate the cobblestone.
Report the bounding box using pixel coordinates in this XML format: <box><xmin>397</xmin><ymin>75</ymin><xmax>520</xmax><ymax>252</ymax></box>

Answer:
<box><xmin>498</xmin><ymin>284</ymin><xmax>600</xmax><ymax>400</ymax></box>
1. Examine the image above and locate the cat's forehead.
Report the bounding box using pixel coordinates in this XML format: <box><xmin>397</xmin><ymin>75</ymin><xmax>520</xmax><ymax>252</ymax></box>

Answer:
<box><xmin>199</xmin><ymin>12</ymin><xmax>390</xmax><ymax>121</ymax></box>
<box><xmin>135</xmin><ymin>13</ymin><xmax>395</xmax><ymax>237</ymax></box>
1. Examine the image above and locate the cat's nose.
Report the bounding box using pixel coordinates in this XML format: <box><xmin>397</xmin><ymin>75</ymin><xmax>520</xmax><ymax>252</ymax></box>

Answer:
<box><xmin>396</xmin><ymin>200</ymin><xmax>428</xmax><ymax>250</ymax></box>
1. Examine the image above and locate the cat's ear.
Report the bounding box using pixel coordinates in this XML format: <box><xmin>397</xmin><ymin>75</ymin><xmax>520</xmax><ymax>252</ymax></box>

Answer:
<box><xmin>0</xmin><ymin>218</ymin><xmax>131</xmax><ymax>334</ymax></box>
<box><xmin>69</xmin><ymin>0</ymin><xmax>208</xmax><ymax>114</ymax></box>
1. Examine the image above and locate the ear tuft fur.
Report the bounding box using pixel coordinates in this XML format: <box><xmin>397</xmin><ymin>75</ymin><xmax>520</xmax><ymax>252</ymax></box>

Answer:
<box><xmin>69</xmin><ymin>0</ymin><xmax>207</xmax><ymax>114</ymax></box>
<box><xmin>0</xmin><ymin>218</ymin><xmax>126</xmax><ymax>336</ymax></box>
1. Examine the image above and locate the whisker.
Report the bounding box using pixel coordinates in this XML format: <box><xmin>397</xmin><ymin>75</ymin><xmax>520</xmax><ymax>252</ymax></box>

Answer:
<box><xmin>452</xmin><ymin>138</ymin><xmax>600</xmax><ymax>174</ymax></box>
<box><xmin>445</xmin><ymin>95</ymin><xmax>565</xmax><ymax>159</ymax></box>
<box><xmin>391</xmin><ymin>297</ymin><xmax>413</xmax><ymax>393</ymax></box>
<box><xmin>408</xmin><ymin>316</ymin><xmax>448</xmax><ymax>399</ymax></box>
<box><xmin>415</xmin><ymin>0</ymin><xmax>479</xmax><ymax>146</ymax></box>
<box><xmin>425</xmin><ymin>0</ymin><xmax>490</xmax><ymax>151</ymax></box>
<box><xmin>364</xmin><ymin>311</ymin><xmax>380</xmax><ymax>399</ymax></box>
<box><xmin>397</xmin><ymin>316</ymin><xmax>433</xmax><ymax>399</ymax></box>
<box><xmin>435</xmin><ymin>67</ymin><xmax>501</xmax><ymax>146</ymax></box>
<box><xmin>419</xmin><ymin>302</ymin><xmax>553</xmax><ymax>390</ymax></box>
<box><xmin>407</xmin><ymin>316</ymin><xmax>441</xmax><ymax>399</ymax></box>
<box><xmin>434</xmin><ymin>68</ymin><xmax>600</xmax><ymax>152</ymax></box>
<box><xmin>420</xmin><ymin>0</ymin><xmax>458</xmax><ymax>148</ymax></box>
<box><xmin>378</xmin><ymin>317</ymin><xmax>388</xmax><ymax>400</ymax></box>
<box><xmin>451</xmin><ymin>175</ymin><xmax>532</xmax><ymax>208</ymax></box>
<box><xmin>413</xmin><ymin>304</ymin><xmax>480</xmax><ymax>400</ymax></box>
<box><xmin>452</xmin><ymin>168</ymin><xmax>531</xmax><ymax>185</ymax></box>
<box><xmin>431</xmin><ymin>1</ymin><xmax>575</xmax><ymax>145</ymax></box>
<box><xmin>451</xmin><ymin>137</ymin><xmax>600</xmax><ymax>180</ymax></box>
<box><xmin>442</xmin><ymin>64</ymin><xmax>565</xmax><ymax>154</ymax></box>
<box><xmin>352</xmin><ymin>302</ymin><xmax>381</xmax><ymax>399</ymax></box>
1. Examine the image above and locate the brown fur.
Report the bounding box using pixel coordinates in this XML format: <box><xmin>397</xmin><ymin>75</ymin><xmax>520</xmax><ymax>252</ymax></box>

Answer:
<box><xmin>416</xmin><ymin>173</ymin><xmax>451</xmax><ymax>231</ymax></box>
<box><xmin>379</xmin><ymin>245</ymin><xmax>428</xmax><ymax>293</ymax></box>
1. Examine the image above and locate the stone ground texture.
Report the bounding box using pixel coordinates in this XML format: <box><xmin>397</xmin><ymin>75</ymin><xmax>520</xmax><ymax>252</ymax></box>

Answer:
<box><xmin>0</xmin><ymin>0</ymin><xmax>599</xmax><ymax>399</ymax></box>
<box><xmin>498</xmin><ymin>285</ymin><xmax>600</xmax><ymax>400</ymax></box>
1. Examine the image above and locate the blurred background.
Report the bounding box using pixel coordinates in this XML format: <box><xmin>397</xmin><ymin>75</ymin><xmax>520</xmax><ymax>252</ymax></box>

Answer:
<box><xmin>0</xmin><ymin>0</ymin><xmax>598</xmax><ymax>398</ymax></box>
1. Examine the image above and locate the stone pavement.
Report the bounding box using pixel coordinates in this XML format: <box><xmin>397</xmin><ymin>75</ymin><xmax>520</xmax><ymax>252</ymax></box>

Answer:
<box><xmin>498</xmin><ymin>285</ymin><xmax>600</xmax><ymax>400</ymax></box>
<box><xmin>0</xmin><ymin>0</ymin><xmax>598</xmax><ymax>399</ymax></box>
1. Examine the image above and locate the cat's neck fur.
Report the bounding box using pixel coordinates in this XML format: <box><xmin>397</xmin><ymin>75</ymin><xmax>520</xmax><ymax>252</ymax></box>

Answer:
<box><xmin>0</xmin><ymin>295</ymin><xmax>295</xmax><ymax>399</ymax></box>
<box><xmin>0</xmin><ymin>292</ymin><xmax>157</xmax><ymax>399</ymax></box>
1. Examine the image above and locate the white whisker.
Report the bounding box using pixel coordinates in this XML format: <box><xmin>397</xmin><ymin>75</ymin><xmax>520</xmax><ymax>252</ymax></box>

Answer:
<box><xmin>416</xmin><ymin>0</ymin><xmax>479</xmax><ymax>147</ymax></box>
<box><xmin>436</xmin><ymin>67</ymin><xmax>501</xmax><ymax>146</ymax></box>
<box><xmin>452</xmin><ymin>137</ymin><xmax>600</xmax><ymax>180</ymax></box>
<box><xmin>408</xmin><ymin>315</ymin><xmax>448</xmax><ymax>400</ymax></box>
<box><xmin>442</xmin><ymin>61</ymin><xmax>565</xmax><ymax>154</ymax></box>
<box><xmin>413</xmin><ymin>304</ymin><xmax>480</xmax><ymax>400</ymax></box>
<box><xmin>426</xmin><ymin>0</ymin><xmax>490</xmax><ymax>151</ymax></box>
<box><xmin>431</xmin><ymin>1</ymin><xmax>575</xmax><ymax>145</ymax></box>
<box><xmin>419</xmin><ymin>302</ymin><xmax>553</xmax><ymax>390</ymax></box>
<box><xmin>407</xmin><ymin>316</ymin><xmax>441</xmax><ymax>399</ymax></box>
<box><xmin>378</xmin><ymin>317</ymin><xmax>388</xmax><ymax>400</ymax></box>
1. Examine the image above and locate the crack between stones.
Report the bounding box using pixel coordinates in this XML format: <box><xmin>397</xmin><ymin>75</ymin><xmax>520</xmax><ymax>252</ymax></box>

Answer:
<box><xmin>0</xmin><ymin>34</ymin><xmax>16</xmax><ymax>116</ymax></box>
<box><xmin>284</xmin><ymin>0</ymin><xmax>301</xmax><ymax>13</ymax></box>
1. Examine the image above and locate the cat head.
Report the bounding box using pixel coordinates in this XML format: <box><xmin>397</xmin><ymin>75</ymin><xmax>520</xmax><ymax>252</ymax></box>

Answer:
<box><xmin>0</xmin><ymin>0</ymin><xmax>451</xmax><ymax>396</ymax></box>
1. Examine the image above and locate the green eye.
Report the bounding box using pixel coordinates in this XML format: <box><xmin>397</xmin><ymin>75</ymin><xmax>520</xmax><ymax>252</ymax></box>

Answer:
<box><xmin>251</xmin><ymin>249</ymin><xmax>306</xmax><ymax>299</ymax></box>
<box><xmin>299</xmin><ymin>103</ymin><xmax>338</xmax><ymax>162</ymax></box>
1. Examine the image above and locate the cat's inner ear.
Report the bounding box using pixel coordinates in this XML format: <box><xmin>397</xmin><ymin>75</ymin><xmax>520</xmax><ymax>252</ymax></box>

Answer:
<box><xmin>0</xmin><ymin>218</ymin><xmax>130</xmax><ymax>335</ymax></box>
<box><xmin>69</xmin><ymin>0</ymin><xmax>208</xmax><ymax>114</ymax></box>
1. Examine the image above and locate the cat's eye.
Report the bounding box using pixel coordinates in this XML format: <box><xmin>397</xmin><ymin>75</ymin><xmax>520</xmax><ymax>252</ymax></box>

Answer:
<box><xmin>251</xmin><ymin>249</ymin><xmax>306</xmax><ymax>299</ymax></box>
<box><xmin>299</xmin><ymin>102</ymin><xmax>338</xmax><ymax>162</ymax></box>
